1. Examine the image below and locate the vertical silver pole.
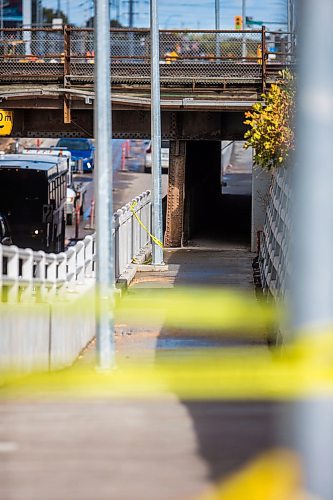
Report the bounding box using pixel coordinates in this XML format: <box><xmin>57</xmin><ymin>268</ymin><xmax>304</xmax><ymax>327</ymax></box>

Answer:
<box><xmin>150</xmin><ymin>0</ymin><xmax>164</xmax><ymax>265</ymax></box>
<box><xmin>94</xmin><ymin>0</ymin><xmax>115</xmax><ymax>369</ymax></box>
<box><xmin>242</xmin><ymin>0</ymin><xmax>247</xmax><ymax>58</ymax></box>
<box><xmin>116</xmin><ymin>0</ymin><xmax>120</xmax><ymax>24</ymax></box>
<box><xmin>292</xmin><ymin>0</ymin><xmax>333</xmax><ymax>497</ymax></box>
<box><xmin>0</xmin><ymin>0</ymin><xmax>3</xmax><ymax>31</ymax></box>
<box><xmin>215</xmin><ymin>0</ymin><xmax>220</xmax><ymax>61</ymax></box>
<box><xmin>23</xmin><ymin>0</ymin><xmax>32</xmax><ymax>55</ymax></box>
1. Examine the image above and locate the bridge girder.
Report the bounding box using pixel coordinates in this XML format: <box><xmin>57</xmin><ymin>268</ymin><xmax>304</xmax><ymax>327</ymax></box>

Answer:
<box><xmin>2</xmin><ymin>107</ymin><xmax>247</xmax><ymax>141</ymax></box>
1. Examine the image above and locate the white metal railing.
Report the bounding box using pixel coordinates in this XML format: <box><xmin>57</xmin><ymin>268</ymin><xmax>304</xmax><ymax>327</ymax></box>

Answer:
<box><xmin>0</xmin><ymin>190</ymin><xmax>152</xmax><ymax>304</ymax></box>
<box><xmin>259</xmin><ymin>167</ymin><xmax>291</xmax><ymax>299</ymax></box>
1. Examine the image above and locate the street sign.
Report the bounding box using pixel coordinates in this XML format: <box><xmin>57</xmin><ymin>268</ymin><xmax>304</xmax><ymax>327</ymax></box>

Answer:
<box><xmin>246</xmin><ymin>17</ymin><xmax>263</xmax><ymax>26</ymax></box>
<box><xmin>0</xmin><ymin>110</ymin><xmax>13</xmax><ymax>136</ymax></box>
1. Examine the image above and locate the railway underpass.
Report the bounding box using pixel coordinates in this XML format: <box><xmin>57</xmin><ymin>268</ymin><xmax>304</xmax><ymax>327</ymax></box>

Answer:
<box><xmin>1</xmin><ymin>26</ymin><xmax>316</xmax><ymax>500</ymax></box>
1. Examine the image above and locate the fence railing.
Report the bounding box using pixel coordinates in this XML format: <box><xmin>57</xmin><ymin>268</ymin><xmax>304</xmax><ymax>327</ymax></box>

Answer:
<box><xmin>259</xmin><ymin>167</ymin><xmax>291</xmax><ymax>300</ymax></box>
<box><xmin>0</xmin><ymin>190</ymin><xmax>152</xmax><ymax>304</ymax></box>
<box><xmin>0</xmin><ymin>27</ymin><xmax>295</xmax><ymax>88</ymax></box>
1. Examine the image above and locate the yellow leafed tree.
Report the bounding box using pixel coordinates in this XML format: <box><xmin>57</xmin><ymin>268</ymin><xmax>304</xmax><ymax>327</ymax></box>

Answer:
<box><xmin>244</xmin><ymin>70</ymin><xmax>295</xmax><ymax>170</ymax></box>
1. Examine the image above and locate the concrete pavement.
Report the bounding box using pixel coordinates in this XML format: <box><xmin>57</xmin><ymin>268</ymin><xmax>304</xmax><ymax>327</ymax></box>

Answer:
<box><xmin>0</xmin><ymin>246</ymin><xmax>283</xmax><ymax>500</ymax></box>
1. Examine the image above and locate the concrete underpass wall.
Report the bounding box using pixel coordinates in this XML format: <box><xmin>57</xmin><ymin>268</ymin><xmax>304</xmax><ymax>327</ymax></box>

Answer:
<box><xmin>0</xmin><ymin>291</ymin><xmax>95</xmax><ymax>372</ymax></box>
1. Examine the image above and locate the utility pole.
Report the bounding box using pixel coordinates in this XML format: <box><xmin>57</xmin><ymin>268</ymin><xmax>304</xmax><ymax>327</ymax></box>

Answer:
<box><xmin>94</xmin><ymin>0</ymin><xmax>115</xmax><ymax>369</ymax></box>
<box><xmin>292</xmin><ymin>0</ymin><xmax>333</xmax><ymax>497</ymax></box>
<box><xmin>57</xmin><ymin>0</ymin><xmax>61</xmax><ymax>16</ymax></box>
<box><xmin>242</xmin><ymin>0</ymin><xmax>247</xmax><ymax>58</ymax></box>
<box><xmin>116</xmin><ymin>0</ymin><xmax>120</xmax><ymax>24</ymax></box>
<box><xmin>0</xmin><ymin>0</ymin><xmax>4</xmax><ymax>32</ymax></box>
<box><xmin>23</xmin><ymin>0</ymin><xmax>32</xmax><ymax>54</ymax></box>
<box><xmin>128</xmin><ymin>0</ymin><xmax>134</xmax><ymax>27</ymax></box>
<box><xmin>150</xmin><ymin>0</ymin><xmax>164</xmax><ymax>266</ymax></box>
<box><xmin>215</xmin><ymin>0</ymin><xmax>220</xmax><ymax>60</ymax></box>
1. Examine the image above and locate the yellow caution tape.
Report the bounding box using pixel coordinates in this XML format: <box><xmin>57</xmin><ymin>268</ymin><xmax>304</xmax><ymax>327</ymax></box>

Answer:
<box><xmin>130</xmin><ymin>200</ymin><xmax>164</xmax><ymax>248</ymax></box>
<box><xmin>199</xmin><ymin>448</ymin><xmax>307</xmax><ymax>500</ymax></box>
<box><xmin>2</xmin><ymin>287</ymin><xmax>277</xmax><ymax>334</ymax></box>
<box><xmin>2</xmin><ymin>331</ymin><xmax>333</xmax><ymax>400</ymax></box>
<box><xmin>116</xmin><ymin>287</ymin><xmax>277</xmax><ymax>333</ymax></box>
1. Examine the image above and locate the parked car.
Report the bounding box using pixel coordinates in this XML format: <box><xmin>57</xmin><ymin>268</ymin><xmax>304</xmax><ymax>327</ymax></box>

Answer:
<box><xmin>56</xmin><ymin>138</ymin><xmax>95</xmax><ymax>173</ymax></box>
<box><xmin>144</xmin><ymin>140</ymin><xmax>169</xmax><ymax>173</ymax></box>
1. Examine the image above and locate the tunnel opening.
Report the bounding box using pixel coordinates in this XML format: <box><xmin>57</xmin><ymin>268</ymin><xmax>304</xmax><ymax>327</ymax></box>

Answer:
<box><xmin>183</xmin><ymin>141</ymin><xmax>252</xmax><ymax>247</ymax></box>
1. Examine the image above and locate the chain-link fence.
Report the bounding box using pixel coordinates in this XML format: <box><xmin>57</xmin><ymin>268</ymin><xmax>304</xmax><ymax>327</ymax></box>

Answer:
<box><xmin>0</xmin><ymin>28</ymin><xmax>294</xmax><ymax>87</ymax></box>
<box><xmin>0</xmin><ymin>28</ymin><xmax>64</xmax><ymax>82</ymax></box>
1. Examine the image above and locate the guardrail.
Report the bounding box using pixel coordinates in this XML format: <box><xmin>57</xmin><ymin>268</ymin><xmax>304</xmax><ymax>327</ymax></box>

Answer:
<box><xmin>0</xmin><ymin>190</ymin><xmax>152</xmax><ymax>304</ymax></box>
<box><xmin>259</xmin><ymin>167</ymin><xmax>291</xmax><ymax>300</ymax></box>
<box><xmin>0</xmin><ymin>27</ymin><xmax>295</xmax><ymax>89</ymax></box>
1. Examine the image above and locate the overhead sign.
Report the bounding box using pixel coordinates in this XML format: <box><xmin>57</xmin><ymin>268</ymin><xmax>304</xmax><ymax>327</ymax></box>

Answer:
<box><xmin>3</xmin><ymin>0</ymin><xmax>23</xmax><ymax>22</ymax></box>
<box><xmin>0</xmin><ymin>110</ymin><xmax>14</xmax><ymax>136</ymax></box>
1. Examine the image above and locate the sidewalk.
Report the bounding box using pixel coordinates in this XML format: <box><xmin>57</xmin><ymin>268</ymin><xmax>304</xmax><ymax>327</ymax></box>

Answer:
<box><xmin>0</xmin><ymin>247</ymin><xmax>281</xmax><ymax>500</ymax></box>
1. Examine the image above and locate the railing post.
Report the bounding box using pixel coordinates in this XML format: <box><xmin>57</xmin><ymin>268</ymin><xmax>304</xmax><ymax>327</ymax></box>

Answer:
<box><xmin>66</xmin><ymin>247</ymin><xmax>76</xmax><ymax>292</ymax></box>
<box><xmin>84</xmin><ymin>235</ymin><xmax>94</xmax><ymax>278</ymax></box>
<box><xmin>76</xmin><ymin>241</ymin><xmax>85</xmax><ymax>284</ymax></box>
<box><xmin>20</xmin><ymin>248</ymin><xmax>34</xmax><ymax>302</ymax></box>
<box><xmin>0</xmin><ymin>244</ymin><xmax>3</xmax><ymax>301</ymax></box>
<box><xmin>261</xmin><ymin>25</ymin><xmax>267</xmax><ymax>94</ymax></box>
<box><xmin>63</xmin><ymin>25</ymin><xmax>71</xmax><ymax>124</ymax></box>
<box><xmin>6</xmin><ymin>247</ymin><xmax>19</xmax><ymax>303</ymax></box>
<box><xmin>47</xmin><ymin>253</ymin><xmax>57</xmax><ymax>297</ymax></box>
<box><xmin>57</xmin><ymin>252</ymin><xmax>67</xmax><ymax>295</ymax></box>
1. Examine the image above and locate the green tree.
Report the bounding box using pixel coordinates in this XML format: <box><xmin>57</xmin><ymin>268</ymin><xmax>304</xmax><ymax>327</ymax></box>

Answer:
<box><xmin>244</xmin><ymin>70</ymin><xmax>295</xmax><ymax>170</ymax></box>
<box><xmin>42</xmin><ymin>8</ymin><xmax>68</xmax><ymax>25</ymax></box>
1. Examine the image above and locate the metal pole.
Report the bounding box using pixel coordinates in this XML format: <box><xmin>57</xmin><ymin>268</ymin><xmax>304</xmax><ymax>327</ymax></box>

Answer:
<box><xmin>150</xmin><ymin>0</ymin><xmax>164</xmax><ymax>265</ymax></box>
<box><xmin>23</xmin><ymin>0</ymin><xmax>32</xmax><ymax>55</ymax></box>
<box><xmin>242</xmin><ymin>0</ymin><xmax>247</xmax><ymax>58</ymax></box>
<box><xmin>0</xmin><ymin>0</ymin><xmax>4</xmax><ymax>32</ymax></box>
<box><xmin>287</xmin><ymin>0</ymin><xmax>291</xmax><ymax>33</ymax></box>
<box><xmin>57</xmin><ymin>0</ymin><xmax>61</xmax><ymax>17</ymax></box>
<box><xmin>291</xmin><ymin>0</ymin><xmax>333</xmax><ymax>497</ymax></box>
<box><xmin>129</xmin><ymin>0</ymin><xmax>134</xmax><ymax>27</ymax></box>
<box><xmin>94</xmin><ymin>0</ymin><xmax>115</xmax><ymax>369</ymax></box>
<box><xmin>215</xmin><ymin>0</ymin><xmax>220</xmax><ymax>61</ymax></box>
<box><xmin>116</xmin><ymin>0</ymin><xmax>120</xmax><ymax>24</ymax></box>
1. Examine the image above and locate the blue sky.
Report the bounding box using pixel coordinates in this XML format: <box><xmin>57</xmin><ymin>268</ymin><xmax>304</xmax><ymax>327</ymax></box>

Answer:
<box><xmin>43</xmin><ymin>0</ymin><xmax>288</xmax><ymax>30</ymax></box>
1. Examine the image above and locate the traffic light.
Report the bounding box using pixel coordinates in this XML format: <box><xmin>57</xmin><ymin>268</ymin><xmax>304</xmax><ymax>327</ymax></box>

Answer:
<box><xmin>234</xmin><ymin>15</ymin><xmax>243</xmax><ymax>30</ymax></box>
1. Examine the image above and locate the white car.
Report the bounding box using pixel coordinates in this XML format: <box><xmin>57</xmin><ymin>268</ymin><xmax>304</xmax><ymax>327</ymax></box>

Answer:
<box><xmin>144</xmin><ymin>140</ymin><xmax>169</xmax><ymax>173</ymax></box>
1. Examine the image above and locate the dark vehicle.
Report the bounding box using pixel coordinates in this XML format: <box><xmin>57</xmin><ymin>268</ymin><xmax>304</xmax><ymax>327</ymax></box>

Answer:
<box><xmin>0</xmin><ymin>212</ymin><xmax>12</xmax><ymax>245</ymax></box>
<box><xmin>0</xmin><ymin>154</ymin><xmax>67</xmax><ymax>252</ymax></box>
<box><xmin>56</xmin><ymin>138</ymin><xmax>95</xmax><ymax>173</ymax></box>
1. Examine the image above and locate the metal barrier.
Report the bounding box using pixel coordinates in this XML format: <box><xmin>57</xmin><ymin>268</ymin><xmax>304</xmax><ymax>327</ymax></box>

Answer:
<box><xmin>259</xmin><ymin>167</ymin><xmax>291</xmax><ymax>300</ymax></box>
<box><xmin>0</xmin><ymin>190</ymin><xmax>152</xmax><ymax>304</ymax></box>
<box><xmin>0</xmin><ymin>27</ymin><xmax>295</xmax><ymax>88</ymax></box>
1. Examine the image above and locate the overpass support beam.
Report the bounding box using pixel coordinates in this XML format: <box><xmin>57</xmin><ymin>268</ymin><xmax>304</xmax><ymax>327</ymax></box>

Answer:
<box><xmin>165</xmin><ymin>140</ymin><xmax>186</xmax><ymax>247</ymax></box>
